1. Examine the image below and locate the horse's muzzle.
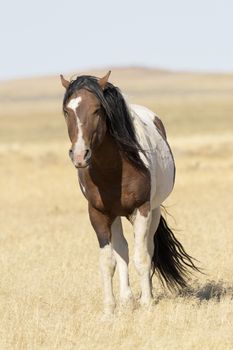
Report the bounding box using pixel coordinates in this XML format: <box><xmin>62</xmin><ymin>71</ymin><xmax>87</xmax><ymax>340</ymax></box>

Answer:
<box><xmin>69</xmin><ymin>148</ymin><xmax>92</xmax><ymax>168</ymax></box>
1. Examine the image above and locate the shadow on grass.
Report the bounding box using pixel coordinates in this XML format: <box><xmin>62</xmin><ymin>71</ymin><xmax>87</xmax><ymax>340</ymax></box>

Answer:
<box><xmin>178</xmin><ymin>280</ymin><xmax>233</xmax><ymax>302</ymax></box>
<box><xmin>153</xmin><ymin>280</ymin><xmax>233</xmax><ymax>303</ymax></box>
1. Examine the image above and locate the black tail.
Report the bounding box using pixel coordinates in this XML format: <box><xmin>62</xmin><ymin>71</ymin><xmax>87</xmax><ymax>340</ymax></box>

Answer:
<box><xmin>152</xmin><ymin>215</ymin><xmax>201</xmax><ymax>290</ymax></box>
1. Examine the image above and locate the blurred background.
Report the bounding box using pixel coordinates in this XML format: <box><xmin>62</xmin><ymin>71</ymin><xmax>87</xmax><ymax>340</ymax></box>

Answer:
<box><xmin>1</xmin><ymin>0</ymin><xmax>233</xmax><ymax>81</ymax></box>
<box><xmin>0</xmin><ymin>1</ymin><xmax>233</xmax><ymax>349</ymax></box>
<box><xmin>1</xmin><ymin>0</ymin><xmax>233</xmax><ymax>143</ymax></box>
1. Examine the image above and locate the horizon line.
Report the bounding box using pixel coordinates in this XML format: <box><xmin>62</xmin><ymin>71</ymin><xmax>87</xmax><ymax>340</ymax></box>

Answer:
<box><xmin>1</xmin><ymin>64</ymin><xmax>233</xmax><ymax>83</ymax></box>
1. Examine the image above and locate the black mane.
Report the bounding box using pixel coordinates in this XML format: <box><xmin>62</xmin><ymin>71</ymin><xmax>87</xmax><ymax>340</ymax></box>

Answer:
<box><xmin>63</xmin><ymin>75</ymin><xmax>147</xmax><ymax>172</ymax></box>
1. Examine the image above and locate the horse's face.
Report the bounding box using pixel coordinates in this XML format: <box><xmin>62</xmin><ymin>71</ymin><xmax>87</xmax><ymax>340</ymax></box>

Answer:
<box><xmin>63</xmin><ymin>89</ymin><xmax>107</xmax><ymax>168</ymax></box>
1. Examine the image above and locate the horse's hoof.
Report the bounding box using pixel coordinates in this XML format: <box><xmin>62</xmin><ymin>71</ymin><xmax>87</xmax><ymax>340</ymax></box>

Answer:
<box><xmin>100</xmin><ymin>312</ymin><xmax>114</xmax><ymax>322</ymax></box>
<box><xmin>101</xmin><ymin>307</ymin><xmax>115</xmax><ymax>322</ymax></box>
<box><xmin>119</xmin><ymin>296</ymin><xmax>135</xmax><ymax>313</ymax></box>
<box><xmin>140</xmin><ymin>298</ymin><xmax>155</xmax><ymax>310</ymax></box>
<box><xmin>102</xmin><ymin>303</ymin><xmax>116</xmax><ymax>318</ymax></box>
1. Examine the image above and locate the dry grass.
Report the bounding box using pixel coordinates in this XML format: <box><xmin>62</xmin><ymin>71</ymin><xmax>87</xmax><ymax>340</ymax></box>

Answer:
<box><xmin>0</xmin><ymin>68</ymin><xmax>233</xmax><ymax>349</ymax></box>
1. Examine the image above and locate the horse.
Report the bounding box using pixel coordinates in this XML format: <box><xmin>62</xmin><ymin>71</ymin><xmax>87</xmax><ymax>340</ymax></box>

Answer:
<box><xmin>60</xmin><ymin>71</ymin><xmax>199</xmax><ymax>314</ymax></box>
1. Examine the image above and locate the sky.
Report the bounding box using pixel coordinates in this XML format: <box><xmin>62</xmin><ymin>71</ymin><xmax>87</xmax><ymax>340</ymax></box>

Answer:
<box><xmin>1</xmin><ymin>0</ymin><xmax>233</xmax><ymax>80</ymax></box>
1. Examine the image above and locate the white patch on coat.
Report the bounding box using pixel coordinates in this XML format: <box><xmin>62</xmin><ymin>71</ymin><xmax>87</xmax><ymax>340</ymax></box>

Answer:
<box><xmin>78</xmin><ymin>177</ymin><xmax>86</xmax><ymax>196</ymax></box>
<box><xmin>129</xmin><ymin>104</ymin><xmax>175</xmax><ymax>208</ymax></box>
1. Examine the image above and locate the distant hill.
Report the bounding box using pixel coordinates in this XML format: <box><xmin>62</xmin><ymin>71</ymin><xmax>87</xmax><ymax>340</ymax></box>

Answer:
<box><xmin>0</xmin><ymin>67</ymin><xmax>233</xmax><ymax>144</ymax></box>
<box><xmin>1</xmin><ymin>67</ymin><xmax>233</xmax><ymax>102</ymax></box>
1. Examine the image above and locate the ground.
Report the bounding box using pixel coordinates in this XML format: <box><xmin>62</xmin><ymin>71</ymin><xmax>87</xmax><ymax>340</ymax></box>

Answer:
<box><xmin>0</xmin><ymin>68</ymin><xmax>233</xmax><ymax>349</ymax></box>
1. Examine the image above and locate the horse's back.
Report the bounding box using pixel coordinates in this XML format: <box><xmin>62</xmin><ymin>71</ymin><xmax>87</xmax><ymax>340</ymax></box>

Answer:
<box><xmin>129</xmin><ymin>104</ymin><xmax>175</xmax><ymax>208</ymax></box>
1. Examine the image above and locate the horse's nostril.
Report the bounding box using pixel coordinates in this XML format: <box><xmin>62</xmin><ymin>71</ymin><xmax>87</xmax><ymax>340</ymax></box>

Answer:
<box><xmin>84</xmin><ymin>149</ymin><xmax>91</xmax><ymax>160</ymax></box>
<box><xmin>69</xmin><ymin>149</ymin><xmax>73</xmax><ymax>160</ymax></box>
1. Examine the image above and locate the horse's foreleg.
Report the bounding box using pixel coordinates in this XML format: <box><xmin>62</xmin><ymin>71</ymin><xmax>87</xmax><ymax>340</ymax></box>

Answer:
<box><xmin>99</xmin><ymin>243</ymin><xmax>116</xmax><ymax>314</ymax></box>
<box><xmin>111</xmin><ymin>217</ymin><xmax>133</xmax><ymax>305</ymax></box>
<box><xmin>133</xmin><ymin>205</ymin><xmax>153</xmax><ymax>306</ymax></box>
<box><xmin>88</xmin><ymin>205</ymin><xmax>116</xmax><ymax>314</ymax></box>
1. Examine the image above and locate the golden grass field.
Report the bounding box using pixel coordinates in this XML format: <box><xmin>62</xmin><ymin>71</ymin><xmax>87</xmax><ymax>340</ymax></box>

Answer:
<box><xmin>0</xmin><ymin>68</ymin><xmax>233</xmax><ymax>349</ymax></box>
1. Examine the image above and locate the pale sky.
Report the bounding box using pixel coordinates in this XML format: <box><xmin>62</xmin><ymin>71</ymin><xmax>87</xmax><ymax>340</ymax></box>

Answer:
<box><xmin>1</xmin><ymin>0</ymin><xmax>233</xmax><ymax>80</ymax></box>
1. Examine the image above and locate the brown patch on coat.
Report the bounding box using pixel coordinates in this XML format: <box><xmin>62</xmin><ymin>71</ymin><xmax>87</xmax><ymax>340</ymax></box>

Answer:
<box><xmin>153</xmin><ymin>115</ymin><xmax>167</xmax><ymax>140</ymax></box>
<box><xmin>138</xmin><ymin>201</ymin><xmax>151</xmax><ymax>217</ymax></box>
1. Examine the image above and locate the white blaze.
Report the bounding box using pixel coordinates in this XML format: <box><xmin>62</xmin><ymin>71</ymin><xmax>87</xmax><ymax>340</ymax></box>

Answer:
<box><xmin>67</xmin><ymin>96</ymin><xmax>82</xmax><ymax>111</ymax></box>
<box><xmin>67</xmin><ymin>96</ymin><xmax>87</xmax><ymax>159</ymax></box>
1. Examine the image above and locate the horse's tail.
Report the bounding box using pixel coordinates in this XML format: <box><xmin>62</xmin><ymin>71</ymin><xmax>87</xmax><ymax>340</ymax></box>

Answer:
<box><xmin>152</xmin><ymin>215</ymin><xmax>201</xmax><ymax>290</ymax></box>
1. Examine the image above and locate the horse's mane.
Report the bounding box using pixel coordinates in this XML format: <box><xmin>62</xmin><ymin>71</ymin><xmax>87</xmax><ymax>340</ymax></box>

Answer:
<box><xmin>63</xmin><ymin>75</ymin><xmax>148</xmax><ymax>172</ymax></box>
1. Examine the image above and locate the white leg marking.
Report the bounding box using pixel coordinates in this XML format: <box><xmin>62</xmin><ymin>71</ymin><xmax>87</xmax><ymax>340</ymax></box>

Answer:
<box><xmin>133</xmin><ymin>210</ymin><xmax>153</xmax><ymax>306</ymax></box>
<box><xmin>99</xmin><ymin>243</ymin><xmax>116</xmax><ymax>314</ymax></box>
<box><xmin>111</xmin><ymin>217</ymin><xmax>133</xmax><ymax>304</ymax></box>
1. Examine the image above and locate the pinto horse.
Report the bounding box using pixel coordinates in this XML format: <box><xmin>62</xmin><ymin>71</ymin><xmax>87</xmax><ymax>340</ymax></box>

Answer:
<box><xmin>60</xmin><ymin>71</ymin><xmax>199</xmax><ymax>314</ymax></box>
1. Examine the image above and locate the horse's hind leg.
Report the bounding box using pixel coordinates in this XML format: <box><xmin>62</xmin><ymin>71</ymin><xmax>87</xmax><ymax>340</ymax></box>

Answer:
<box><xmin>133</xmin><ymin>206</ymin><xmax>153</xmax><ymax>306</ymax></box>
<box><xmin>111</xmin><ymin>217</ymin><xmax>133</xmax><ymax>305</ymax></box>
<box><xmin>147</xmin><ymin>208</ymin><xmax>161</xmax><ymax>291</ymax></box>
<box><xmin>148</xmin><ymin>207</ymin><xmax>161</xmax><ymax>260</ymax></box>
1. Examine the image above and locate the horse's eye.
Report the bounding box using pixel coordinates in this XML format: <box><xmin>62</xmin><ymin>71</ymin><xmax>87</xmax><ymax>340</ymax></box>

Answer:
<box><xmin>64</xmin><ymin>110</ymin><xmax>69</xmax><ymax>118</ymax></box>
<box><xmin>94</xmin><ymin>108</ymin><xmax>101</xmax><ymax>115</ymax></box>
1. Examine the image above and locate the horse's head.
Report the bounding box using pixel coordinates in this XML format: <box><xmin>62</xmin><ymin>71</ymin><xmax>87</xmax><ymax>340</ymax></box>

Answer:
<box><xmin>60</xmin><ymin>72</ymin><xmax>111</xmax><ymax>168</ymax></box>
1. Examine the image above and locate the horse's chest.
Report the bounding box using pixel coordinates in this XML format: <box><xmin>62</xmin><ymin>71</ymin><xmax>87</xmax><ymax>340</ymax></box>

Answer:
<box><xmin>78</xmin><ymin>169</ymin><xmax>150</xmax><ymax>216</ymax></box>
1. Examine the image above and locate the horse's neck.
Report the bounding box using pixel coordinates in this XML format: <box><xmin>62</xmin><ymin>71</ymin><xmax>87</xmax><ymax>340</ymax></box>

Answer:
<box><xmin>91</xmin><ymin>132</ymin><xmax>122</xmax><ymax>174</ymax></box>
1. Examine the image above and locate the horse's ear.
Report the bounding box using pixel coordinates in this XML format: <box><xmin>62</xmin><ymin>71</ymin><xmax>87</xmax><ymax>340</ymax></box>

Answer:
<box><xmin>98</xmin><ymin>71</ymin><xmax>111</xmax><ymax>90</ymax></box>
<box><xmin>60</xmin><ymin>74</ymin><xmax>70</xmax><ymax>89</ymax></box>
